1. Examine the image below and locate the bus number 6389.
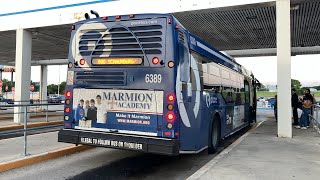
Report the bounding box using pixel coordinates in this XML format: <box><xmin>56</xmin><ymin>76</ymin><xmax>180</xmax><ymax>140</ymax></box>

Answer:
<box><xmin>145</xmin><ymin>74</ymin><xmax>162</xmax><ymax>83</ymax></box>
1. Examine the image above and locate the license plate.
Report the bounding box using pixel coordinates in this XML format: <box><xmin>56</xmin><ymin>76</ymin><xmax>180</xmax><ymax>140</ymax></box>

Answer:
<box><xmin>79</xmin><ymin>120</ymin><xmax>92</xmax><ymax>128</ymax></box>
<box><xmin>80</xmin><ymin>137</ymin><xmax>143</xmax><ymax>150</ymax></box>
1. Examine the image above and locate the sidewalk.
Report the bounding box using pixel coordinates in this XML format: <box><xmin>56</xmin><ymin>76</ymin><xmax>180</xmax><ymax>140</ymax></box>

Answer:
<box><xmin>0</xmin><ymin>131</ymin><xmax>69</xmax><ymax>163</ymax></box>
<box><xmin>190</xmin><ymin>118</ymin><xmax>320</xmax><ymax>180</ymax></box>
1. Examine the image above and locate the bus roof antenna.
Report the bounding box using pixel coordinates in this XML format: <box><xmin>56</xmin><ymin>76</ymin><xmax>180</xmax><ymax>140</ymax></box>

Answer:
<box><xmin>85</xmin><ymin>13</ymin><xmax>90</xmax><ymax>19</ymax></box>
<box><xmin>90</xmin><ymin>10</ymin><xmax>100</xmax><ymax>18</ymax></box>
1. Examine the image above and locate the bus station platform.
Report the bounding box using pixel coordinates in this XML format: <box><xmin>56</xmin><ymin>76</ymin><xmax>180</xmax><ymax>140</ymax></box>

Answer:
<box><xmin>189</xmin><ymin>117</ymin><xmax>320</xmax><ymax>180</ymax></box>
<box><xmin>0</xmin><ymin>131</ymin><xmax>93</xmax><ymax>172</ymax></box>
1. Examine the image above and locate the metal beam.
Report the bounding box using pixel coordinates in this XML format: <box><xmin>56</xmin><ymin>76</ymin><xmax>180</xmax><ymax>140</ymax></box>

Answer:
<box><xmin>224</xmin><ymin>46</ymin><xmax>320</xmax><ymax>57</ymax></box>
<box><xmin>7</xmin><ymin>59</ymin><xmax>68</xmax><ymax>65</ymax></box>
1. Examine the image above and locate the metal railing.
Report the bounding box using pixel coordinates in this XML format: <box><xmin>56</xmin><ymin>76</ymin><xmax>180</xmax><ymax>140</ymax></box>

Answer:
<box><xmin>0</xmin><ymin>101</ymin><xmax>64</xmax><ymax>156</ymax></box>
<box><xmin>308</xmin><ymin>105</ymin><xmax>320</xmax><ymax>136</ymax></box>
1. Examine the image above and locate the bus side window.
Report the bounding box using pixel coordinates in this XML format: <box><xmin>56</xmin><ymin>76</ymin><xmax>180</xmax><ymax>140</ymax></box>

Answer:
<box><xmin>244</xmin><ymin>81</ymin><xmax>250</xmax><ymax>104</ymax></box>
<box><xmin>179</xmin><ymin>32</ymin><xmax>190</xmax><ymax>83</ymax></box>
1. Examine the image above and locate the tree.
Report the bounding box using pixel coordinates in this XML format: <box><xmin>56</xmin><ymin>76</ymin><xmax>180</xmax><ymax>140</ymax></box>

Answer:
<box><xmin>59</xmin><ymin>81</ymin><xmax>66</xmax><ymax>94</ymax></box>
<box><xmin>291</xmin><ymin>79</ymin><xmax>303</xmax><ymax>95</ymax></box>
<box><xmin>47</xmin><ymin>84</ymin><xmax>58</xmax><ymax>95</ymax></box>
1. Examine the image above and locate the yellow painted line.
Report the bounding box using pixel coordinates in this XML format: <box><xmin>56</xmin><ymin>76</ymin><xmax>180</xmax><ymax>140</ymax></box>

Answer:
<box><xmin>187</xmin><ymin>121</ymin><xmax>265</xmax><ymax>180</ymax></box>
<box><xmin>0</xmin><ymin>120</ymin><xmax>63</xmax><ymax>131</ymax></box>
<box><xmin>0</xmin><ymin>145</ymin><xmax>94</xmax><ymax>172</ymax></box>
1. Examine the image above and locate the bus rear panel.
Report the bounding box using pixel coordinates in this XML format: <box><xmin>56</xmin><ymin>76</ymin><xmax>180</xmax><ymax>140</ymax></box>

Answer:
<box><xmin>58</xmin><ymin>14</ymin><xmax>180</xmax><ymax>155</ymax></box>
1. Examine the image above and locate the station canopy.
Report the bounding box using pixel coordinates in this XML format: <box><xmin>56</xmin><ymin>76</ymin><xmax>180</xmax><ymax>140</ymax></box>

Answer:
<box><xmin>0</xmin><ymin>0</ymin><xmax>319</xmax><ymax>65</ymax></box>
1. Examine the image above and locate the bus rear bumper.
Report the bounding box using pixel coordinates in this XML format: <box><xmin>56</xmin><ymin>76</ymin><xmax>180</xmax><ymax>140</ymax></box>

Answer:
<box><xmin>58</xmin><ymin>129</ymin><xmax>179</xmax><ymax>156</ymax></box>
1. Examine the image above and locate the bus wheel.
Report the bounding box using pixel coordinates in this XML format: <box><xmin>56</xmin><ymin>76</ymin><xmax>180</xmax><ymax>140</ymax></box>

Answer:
<box><xmin>208</xmin><ymin>116</ymin><xmax>221</xmax><ymax>154</ymax></box>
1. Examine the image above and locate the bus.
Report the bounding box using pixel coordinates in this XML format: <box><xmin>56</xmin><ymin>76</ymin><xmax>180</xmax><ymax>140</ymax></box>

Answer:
<box><xmin>58</xmin><ymin>13</ymin><xmax>259</xmax><ymax>155</ymax></box>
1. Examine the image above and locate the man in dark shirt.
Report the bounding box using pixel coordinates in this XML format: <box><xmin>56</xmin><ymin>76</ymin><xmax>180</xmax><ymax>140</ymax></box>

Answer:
<box><xmin>87</xmin><ymin>99</ymin><xmax>97</xmax><ymax>124</ymax></box>
<box><xmin>291</xmin><ymin>89</ymin><xmax>299</xmax><ymax>125</ymax></box>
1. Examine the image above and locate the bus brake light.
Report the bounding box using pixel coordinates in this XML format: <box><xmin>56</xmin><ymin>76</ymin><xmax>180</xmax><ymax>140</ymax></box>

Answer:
<box><xmin>129</xmin><ymin>14</ymin><xmax>134</xmax><ymax>18</ymax></box>
<box><xmin>65</xmin><ymin>107</ymin><xmax>70</xmax><ymax>113</ymax></box>
<box><xmin>116</xmin><ymin>15</ymin><xmax>121</xmax><ymax>19</ymax></box>
<box><xmin>66</xmin><ymin>91</ymin><xmax>71</xmax><ymax>98</ymax></box>
<box><xmin>102</xmin><ymin>16</ymin><xmax>108</xmax><ymax>20</ymax></box>
<box><xmin>167</xmin><ymin>94</ymin><xmax>175</xmax><ymax>102</ymax></box>
<box><xmin>166</xmin><ymin>112</ymin><xmax>175</xmax><ymax>121</ymax></box>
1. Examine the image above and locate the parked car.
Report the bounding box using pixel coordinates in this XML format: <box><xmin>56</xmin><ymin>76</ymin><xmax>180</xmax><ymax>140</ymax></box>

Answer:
<box><xmin>48</xmin><ymin>95</ymin><xmax>62</xmax><ymax>103</ymax></box>
<box><xmin>0</xmin><ymin>95</ymin><xmax>13</xmax><ymax>104</ymax></box>
<box><xmin>268</xmin><ymin>98</ymin><xmax>276</xmax><ymax>108</ymax></box>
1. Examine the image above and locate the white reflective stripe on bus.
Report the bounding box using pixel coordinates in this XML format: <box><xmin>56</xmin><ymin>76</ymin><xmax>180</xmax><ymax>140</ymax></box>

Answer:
<box><xmin>75</xmin><ymin>126</ymin><xmax>158</xmax><ymax>136</ymax></box>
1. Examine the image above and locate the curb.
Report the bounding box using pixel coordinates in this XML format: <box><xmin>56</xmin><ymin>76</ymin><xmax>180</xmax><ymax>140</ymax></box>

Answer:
<box><xmin>0</xmin><ymin>145</ymin><xmax>94</xmax><ymax>172</ymax></box>
<box><xmin>0</xmin><ymin>120</ymin><xmax>63</xmax><ymax>131</ymax></box>
<box><xmin>187</xmin><ymin>121</ymin><xmax>265</xmax><ymax>180</ymax></box>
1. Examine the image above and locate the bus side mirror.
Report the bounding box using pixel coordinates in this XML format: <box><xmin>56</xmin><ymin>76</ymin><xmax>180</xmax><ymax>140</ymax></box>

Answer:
<box><xmin>256</xmin><ymin>82</ymin><xmax>261</xmax><ymax>89</ymax></box>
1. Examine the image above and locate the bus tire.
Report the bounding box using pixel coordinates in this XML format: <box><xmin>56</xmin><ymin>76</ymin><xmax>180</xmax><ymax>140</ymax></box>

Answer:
<box><xmin>208</xmin><ymin>115</ymin><xmax>221</xmax><ymax>154</ymax></box>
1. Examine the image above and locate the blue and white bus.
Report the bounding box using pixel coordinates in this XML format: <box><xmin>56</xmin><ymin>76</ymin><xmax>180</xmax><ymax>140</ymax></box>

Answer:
<box><xmin>58</xmin><ymin>13</ymin><xmax>259</xmax><ymax>155</ymax></box>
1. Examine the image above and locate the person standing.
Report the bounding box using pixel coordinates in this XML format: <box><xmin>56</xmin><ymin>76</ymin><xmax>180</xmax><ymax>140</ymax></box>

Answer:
<box><xmin>295</xmin><ymin>89</ymin><xmax>313</xmax><ymax>129</ymax></box>
<box><xmin>291</xmin><ymin>89</ymin><xmax>299</xmax><ymax>125</ymax></box>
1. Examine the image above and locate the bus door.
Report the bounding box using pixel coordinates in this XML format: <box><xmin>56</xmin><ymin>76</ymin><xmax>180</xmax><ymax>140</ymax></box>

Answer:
<box><xmin>244</xmin><ymin>80</ymin><xmax>250</xmax><ymax>124</ymax></box>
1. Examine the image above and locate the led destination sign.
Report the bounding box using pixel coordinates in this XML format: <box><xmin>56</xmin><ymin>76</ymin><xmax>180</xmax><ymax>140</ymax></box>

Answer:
<box><xmin>92</xmin><ymin>57</ymin><xmax>143</xmax><ymax>65</ymax></box>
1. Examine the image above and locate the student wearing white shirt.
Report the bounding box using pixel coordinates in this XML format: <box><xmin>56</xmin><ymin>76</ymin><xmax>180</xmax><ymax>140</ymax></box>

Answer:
<box><xmin>96</xmin><ymin>95</ymin><xmax>107</xmax><ymax>124</ymax></box>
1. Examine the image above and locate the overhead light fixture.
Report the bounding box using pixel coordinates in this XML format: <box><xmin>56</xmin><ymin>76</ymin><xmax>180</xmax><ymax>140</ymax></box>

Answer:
<box><xmin>246</xmin><ymin>16</ymin><xmax>257</xmax><ymax>20</ymax></box>
<box><xmin>290</xmin><ymin>5</ymin><xmax>299</xmax><ymax>11</ymax></box>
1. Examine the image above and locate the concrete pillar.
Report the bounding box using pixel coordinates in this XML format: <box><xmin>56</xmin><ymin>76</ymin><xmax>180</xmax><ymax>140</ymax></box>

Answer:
<box><xmin>40</xmin><ymin>65</ymin><xmax>48</xmax><ymax>110</ymax></box>
<box><xmin>14</xmin><ymin>29</ymin><xmax>32</xmax><ymax>123</ymax></box>
<box><xmin>276</xmin><ymin>0</ymin><xmax>292</xmax><ymax>138</ymax></box>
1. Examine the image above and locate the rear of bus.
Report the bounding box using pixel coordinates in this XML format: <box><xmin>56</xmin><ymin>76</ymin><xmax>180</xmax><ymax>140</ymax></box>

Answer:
<box><xmin>58</xmin><ymin>14</ymin><xmax>180</xmax><ymax>155</ymax></box>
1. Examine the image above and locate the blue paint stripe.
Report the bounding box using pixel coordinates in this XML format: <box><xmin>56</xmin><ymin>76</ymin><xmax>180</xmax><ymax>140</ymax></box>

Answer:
<box><xmin>0</xmin><ymin>0</ymin><xmax>115</xmax><ymax>17</ymax></box>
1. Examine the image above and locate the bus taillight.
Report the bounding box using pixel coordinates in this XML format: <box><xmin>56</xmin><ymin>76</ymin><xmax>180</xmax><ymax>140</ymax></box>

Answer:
<box><xmin>167</xmin><ymin>94</ymin><xmax>175</xmax><ymax>102</ymax></box>
<box><xmin>66</xmin><ymin>91</ymin><xmax>71</xmax><ymax>98</ymax></box>
<box><xmin>129</xmin><ymin>14</ymin><xmax>134</xmax><ymax>18</ymax></box>
<box><xmin>65</xmin><ymin>107</ymin><xmax>70</xmax><ymax>113</ymax></box>
<box><xmin>166</xmin><ymin>112</ymin><xmax>175</xmax><ymax>121</ymax></box>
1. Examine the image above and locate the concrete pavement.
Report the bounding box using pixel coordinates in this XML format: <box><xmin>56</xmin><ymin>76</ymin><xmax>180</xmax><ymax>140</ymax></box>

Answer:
<box><xmin>189</xmin><ymin>119</ymin><xmax>320</xmax><ymax>180</ymax></box>
<box><xmin>0</xmin><ymin>131</ymin><xmax>70</xmax><ymax>163</ymax></box>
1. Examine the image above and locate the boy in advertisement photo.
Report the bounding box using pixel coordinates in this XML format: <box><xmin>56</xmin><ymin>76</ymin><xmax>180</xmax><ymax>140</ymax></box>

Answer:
<box><xmin>96</xmin><ymin>95</ymin><xmax>107</xmax><ymax>124</ymax></box>
<box><xmin>74</xmin><ymin>99</ymin><xmax>84</xmax><ymax>123</ymax></box>
<box><xmin>87</xmin><ymin>99</ymin><xmax>97</xmax><ymax>124</ymax></box>
<box><xmin>84</xmin><ymin>100</ymin><xmax>90</xmax><ymax>118</ymax></box>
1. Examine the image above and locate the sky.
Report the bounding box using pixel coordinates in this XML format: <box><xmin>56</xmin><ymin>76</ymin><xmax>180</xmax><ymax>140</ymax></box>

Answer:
<box><xmin>236</xmin><ymin>55</ymin><xmax>320</xmax><ymax>87</ymax></box>
<box><xmin>1</xmin><ymin>54</ymin><xmax>319</xmax><ymax>87</ymax></box>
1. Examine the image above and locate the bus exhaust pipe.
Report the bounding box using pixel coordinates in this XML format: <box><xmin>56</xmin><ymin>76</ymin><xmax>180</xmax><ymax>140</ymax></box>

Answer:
<box><xmin>85</xmin><ymin>13</ymin><xmax>90</xmax><ymax>19</ymax></box>
<box><xmin>90</xmin><ymin>10</ymin><xmax>100</xmax><ymax>18</ymax></box>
